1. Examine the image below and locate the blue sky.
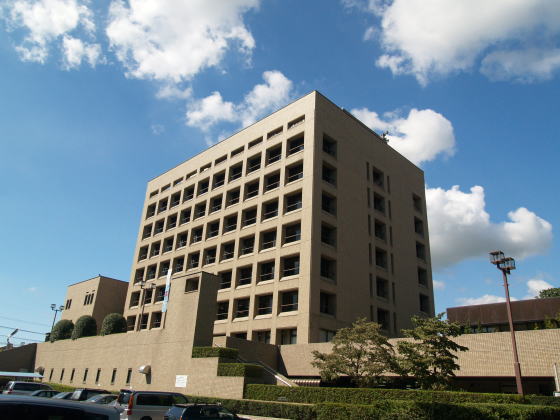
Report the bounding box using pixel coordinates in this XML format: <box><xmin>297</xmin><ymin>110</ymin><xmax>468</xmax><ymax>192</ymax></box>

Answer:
<box><xmin>1</xmin><ymin>0</ymin><xmax>558</xmax><ymax>345</ymax></box>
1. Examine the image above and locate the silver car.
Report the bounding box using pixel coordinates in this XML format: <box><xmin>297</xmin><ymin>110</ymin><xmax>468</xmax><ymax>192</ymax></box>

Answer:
<box><xmin>114</xmin><ymin>389</ymin><xmax>189</xmax><ymax>420</ymax></box>
<box><xmin>2</xmin><ymin>381</ymin><xmax>53</xmax><ymax>395</ymax></box>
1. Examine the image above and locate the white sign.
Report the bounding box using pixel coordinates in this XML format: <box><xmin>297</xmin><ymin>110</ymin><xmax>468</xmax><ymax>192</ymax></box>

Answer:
<box><xmin>175</xmin><ymin>375</ymin><xmax>188</xmax><ymax>388</ymax></box>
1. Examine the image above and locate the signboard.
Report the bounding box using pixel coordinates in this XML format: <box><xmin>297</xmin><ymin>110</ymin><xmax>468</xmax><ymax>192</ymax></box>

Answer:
<box><xmin>162</xmin><ymin>269</ymin><xmax>172</xmax><ymax>313</ymax></box>
<box><xmin>175</xmin><ymin>375</ymin><xmax>188</xmax><ymax>388</ymax></box>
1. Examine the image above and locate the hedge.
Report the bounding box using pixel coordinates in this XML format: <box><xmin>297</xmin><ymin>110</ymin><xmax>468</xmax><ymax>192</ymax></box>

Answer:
<box><xmin>315</xmin><ymin>402</ymin><xmax>560</xmax><ymax>420</ymax></box>
<box><xmin>50</xmin><ymin>319</ymin><xmax>74</xmax><ymax>342</ymax></box>
<box><xmin>187</xmin><ymin>395</ymin><xmax>315</xmax><ymax>420</ymax></box>
<box><xmin>71</xmin><ymin>315</ymin><xmax>97</xmax><ymax>339</ymax></box>
<box><xmin>45</xmin><ymin>383</ymin><xmax>77</xmax><ymax>392</ymax></box>
<box><xmin>526</xmin><ymin>395</ymin><xmax>560</xmax><ymax>407</ymax></box>
<box><xmin>192</xmin><ymin>346</ymin><xmax>239</xmax><ymax>361</ymax></box>
<box><xmin>100</xmin><ymin>313</ymin><xmax>127</xmax><ymax>336</ymax></box>
<box><xmin>245</xmin><ymin>384</ymin><xmax>535</xmax><ymax>405</ymax></box>
<box><xmin>218</xmin><ymin>363</ymin><xmax>263</xmax><ymax>378</ymax></box>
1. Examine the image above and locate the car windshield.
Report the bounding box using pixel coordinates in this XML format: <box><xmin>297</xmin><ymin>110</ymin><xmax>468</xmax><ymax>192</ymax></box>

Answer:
<box><xmin>53</xmin><ymin>392</ymin><xmax>69</xmax><ymax>399</ymax></box>
<box><xmin>14</xmin><ymin>383</ymin><xmax>43</xmax><ymax>391</ymax></box>
<box><xmin>117</xmin><ymin>391</ymin><xmax>132</xmax><ymax>404</ymax></box>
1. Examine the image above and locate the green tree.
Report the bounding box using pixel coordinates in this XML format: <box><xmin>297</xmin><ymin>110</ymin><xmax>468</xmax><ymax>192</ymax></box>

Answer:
<box><xmin>50</xmin><ymin>319</ymin><xmax>74</xmax><ymax>342</ymax></box>
<box><xmin>100</xmin><ymin>313</ymin><xmax>127</xmax><ymax>335</ymax></box>
<box><xmin>538</xmin><ymin>287</ymin><xmax>560</xmax><ymax>299</ymax></box>
<box><xmin>396</xmin><ymin>313</ymin><xmax>468</xmax><ymax>390</ymax></box>
<box><xmin>311</xmin><ymin>318</ymin><xmax>395</xmax><ymax>387</ymax></box>
<box><xmin>71</xmin><ymin>315</ymin><xmax>97</xmax><ymax>339</ymax></box>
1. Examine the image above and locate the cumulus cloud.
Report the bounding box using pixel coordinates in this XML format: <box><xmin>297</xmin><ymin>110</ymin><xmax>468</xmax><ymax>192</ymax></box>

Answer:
<box><xmin>427</xmin><ymin>185</ymin><xmax>553</xmax><ymax>270</ymax></box>
<box><xmin>346</xmin><ymin>0</ymin><xmax>560</xmax><ymax>84</ymax></box>
<box><xmin>106</xmin><ymin>0</ymin><xmax>259</xmax><ymax>82</ymax></box>
<box><xmin>186</xmin><ymin>70</ymin><xmax>294</xmax><ymax>132</ymax></box>
<box><xmin>351</xmin><ymin>107</ymin><xmax>455</xmax><ymax>165</ymax></box>
<box><xmin>457</xmin><ymin>294</ymin><xmax>509</xmax><ymax>306</ymax></box>
<box><xmin>525</xmin><ymin>278</ymin><xmax>554</xmax><ymax>299</ymax></box>
<box><xmin>432</xmin><ymin>279</ymin><xmax>445</xmax><ymax>290</ymax></box>
<box><xmin>458</xmin><ymin>278</ymin><xmax>555</xmax><ymax>305</ymax></box>
<box><xmin>4</xmin><ymin>0</ymin><xmax>97</xmax><ymax>64</ymax></box>
<box><xmin>61</xmin><ymin>35</ymin><xmax>101</xmax><ymax>69</ymax></box>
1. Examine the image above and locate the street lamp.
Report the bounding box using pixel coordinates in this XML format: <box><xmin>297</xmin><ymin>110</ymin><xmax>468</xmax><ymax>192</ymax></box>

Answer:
<box><xmin>489</xmin><ymin>250</ymin><xmax>524</xmax><ymax>395</ymax></box>
<box><xmin>6</xmin><ymin>329</ymin><xmax>18</xmax><ymax>349</ymax></box>
<box><xmin>50</xmin><ymin>304</ymin><xmax>64</xmax><ymax>331</ymax></box>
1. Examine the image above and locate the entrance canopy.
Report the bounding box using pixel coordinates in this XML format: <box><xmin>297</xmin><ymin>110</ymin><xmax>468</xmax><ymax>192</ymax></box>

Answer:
<box><xmin>0</xmin><ymin>371</ymin><xmax>43</xmax><ymax>379</ymax></box>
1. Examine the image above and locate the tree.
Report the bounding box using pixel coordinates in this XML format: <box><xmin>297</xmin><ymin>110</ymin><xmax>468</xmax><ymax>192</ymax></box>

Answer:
<box><xmin>50</xmin><ymin>319</ymin><xmax>74</xmax><ymax>342</ymax></box>
<box><xmin>71</xmin><ymin>315</ymin><xmax>97</xmax><ymax>339</ymax></box>
<box><xmin>100</xmin><ymin>313</ymin><xmax>127</xmax><ymax>335</ymax></box>
<box><xmin>396</xmin><ymin>313</ymin><xmax>468</xmax><ymax>390</ymax></box>
<box><xmin>311</xmin><ymin>318</ymin><xmax>395</xmax><ymax>387</ymax></box>
<box><xmin>538</xmin><ymin>287</ymin><xmax>560</xmax><ymax>299</ymax></box>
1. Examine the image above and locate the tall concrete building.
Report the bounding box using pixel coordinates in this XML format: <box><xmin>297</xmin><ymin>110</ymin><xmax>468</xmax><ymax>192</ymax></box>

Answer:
<box><xmin>123</xmin><ymin>91</ymin><xmax>434</xmax><ymax>344</ymax></box>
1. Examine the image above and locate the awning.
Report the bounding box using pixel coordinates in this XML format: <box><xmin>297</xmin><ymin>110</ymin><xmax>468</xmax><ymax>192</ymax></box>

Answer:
<box><xmin>0</xmin><ymin>371</ymin><xmax>43</xmax><ymax>379</ymax></box>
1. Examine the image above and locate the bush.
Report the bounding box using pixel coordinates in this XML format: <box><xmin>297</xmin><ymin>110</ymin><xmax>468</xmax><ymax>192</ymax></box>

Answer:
<box><xmin>245</xmin><ymin>384</ymin><xmax>530</xmax><ymax>405</ymax></box>
<box><xmin>192</xmin><ymin>346</ymin><xmax>239</xmax><ymax>361</ymax></box>
<box><xmin>71</xmin><ymin>315</ymin><xmax>97</xmax><ymax>339</ymax></box>
<box><xmin>99</xmin><ymin>313</ymin><xmax>127</xmax><ymax>336</ymax></box>
<box><xmin>45</xmin><ymin>383</ymin><xmax>77</xmax><ymax>392</ymax></box>
<box><xmin>50</xmin><ymin>320</ymin><xmax>74</xmax><ymax>342</ymax></box>
<box><xmin>218</xmin><ymin>363</ymin><xmax>263</xmax><ymax>378</ymax></box>
<box><xmin>187</xmin><ymin>395</ymin><xmax>315</xmax><ymax>420</ymax></box>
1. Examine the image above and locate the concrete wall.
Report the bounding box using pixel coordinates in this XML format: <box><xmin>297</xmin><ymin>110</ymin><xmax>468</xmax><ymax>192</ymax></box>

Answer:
<box><xmin>0</xmin><ymin>343</ymin><xmax>36</xmax><ymax>372</ymax></box>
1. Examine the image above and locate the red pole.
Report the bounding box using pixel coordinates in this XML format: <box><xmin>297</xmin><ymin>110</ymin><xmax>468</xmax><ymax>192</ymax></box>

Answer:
<box><xmin>502</xmin><ymin>269</ymin><xmax>524</xmax><ymax>396</ymax></box>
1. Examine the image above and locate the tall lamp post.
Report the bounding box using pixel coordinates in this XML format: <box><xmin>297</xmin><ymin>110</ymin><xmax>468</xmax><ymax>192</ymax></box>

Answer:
<box><xmin>50</xmin><ymin>304</ymin><xmax>64</xmax><ymax>331</ymax></box>
<box><xmin>489</xmin><ymin>250</ymin><xmax>524</xmax><ymax>396</ymax></box>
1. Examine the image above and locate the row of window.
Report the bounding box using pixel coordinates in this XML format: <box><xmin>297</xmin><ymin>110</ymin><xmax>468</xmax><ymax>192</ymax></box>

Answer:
<box><xmin>48</xmin><ymin>366</ymin><xmax>133</xmax><ymax>386</ymax></box>
<box><xmin>140</xmin><ymin>189</ymin><xmax>303</xmax><ymax>243</ymax></box>
<box><xmin>217</xmin><ymin>289</ymin><xmax>299</xmax><ymax>320</ymax></box>
<box><xmin>127</xmin><ymin>311</ymin><xmax>163</xmax><ymax>331</ymax></box>
<box><xmin>217</xmin><ymin>327</ymin><xmax>298</xmax><ymax>345</ymax></box>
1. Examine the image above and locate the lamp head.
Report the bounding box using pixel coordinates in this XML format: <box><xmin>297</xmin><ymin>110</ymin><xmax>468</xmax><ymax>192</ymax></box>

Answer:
<box><xmin>489</xmin><ymin>250</ymin><xmax>505</xmax><ymax>265</ymax></box>
<box><xmin>501</xmin><ymin>257</ymin><xmax>516</xmax><ymax>272</ymax></box>
<box><xmin>50</xmin><ymin>304</ymin><xmax>56</xmax><ymax>310</ymax></box>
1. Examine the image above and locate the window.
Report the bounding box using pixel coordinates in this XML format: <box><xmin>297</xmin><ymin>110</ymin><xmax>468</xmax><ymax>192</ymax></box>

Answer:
<box><xmin>213</xmin><ymin>172</ymin><xmax>225</xmax><ymax>189</ymax></box>
<box><xmin>146</xmin><ymin>204</ymin><xmax>156</xmax><ymax>219</ymax></box>
<box><xmin>158</xmin><ymin>260</ymin><xmax>170</xmax><ymax>277</ymax></box>
<box><xmin>130</xmin><ymin>292</ymin><xmax>140</xmax><ymax>308</ymax></box>
<box><xmin>226</xmin><ymin>188</ymin><xmax>240</xmax><ymax>206</ymax></box>
<box><xmin>285</xmin><ymin>191</ymin><xmax>302</xmax><ymax>213</ymax></box>
<box><xmin>194</xmin><ymin>202</ymin><xmax>206</xmax><ymax>219</ymax></box>
<box><xmin>229</xmin><ymin>163</ymin><xmax>243</xmax><ymax>181</ymax></box>
<box><xmin>254</xmin><ymin>330</ymin><xmax>271</xmax><ymax>344</ymax></box>
<box><xmin>138</xmin><ymin>246</ymin><xmax>148</xmax><ymax>261</ymax></box>
<box><xmin>155</xmin><ymin>286</ymin><xmax>165</xmax><ymax>302</ymax></box>
<box><xmin>246</xmin><ymin>154</ymin><xmax>261</xmax><ymax>173</ymax></box>
<box><xmin>125</xmin><ymin>368</ymin><xmax>132</xmax><ymax>385</ymax></box>
<box><xmin>373</xmin><ymin>193</ymin><xmax>385</xmax><ymax>214</ymax></box>
<box><xmin>150</xmin><ymin>241</ymin><xmax>161</xmax><ymax>257</ymax></box>
<box><xmin>217</xmin><ymin>301</ymin><xmax>229</xmax><ymax>320</ymax></box>
<box><xmin>376</xmin><ymin>277</ymin><xmax>389</xmax><ymax>299</ymax></box>
<box><xmin>188</xmin><ymin>252</ymin><xmax>200</xmax><ymax>269</ymax></box>
<box><xmin>142</xmin><ymin>224</ymin><xmax>153</xmax><ymax>239</ymax></box>
<box><xmin>374</xmin><ymin>220</ymin><xmax>386</xmax><ymax>241</ymax></box>
<box><xmin>233</xmin><ymin>332</ymin><xmax>247</xmax><ymax>340</ymax></box>
<box><xmin>372</xmin><ymin>167</ymin><xmax>384</xmax><ymax>188</ymax></box>
<box><xmin>191</xmin><ymin>227</ymin><xmax>203</xmax><ymax>243</ymax></box>
<box><xmin>249</xmin><ymin>137</ymin><xmax>263</xmax><ymax>148</ymax></box>
<box><xmin>416</xmin><ymin>242</ymin><xmax>426</xmax><ymax>261</ymax></box>
<box><xmin>134</xmin><ymin>268</ymin><xmax>145</xmax><ymax>283</ymax></box>
<box><xmin>418</xmin><ymin>267</ymin><xmax>428</xmax><ymax>286</ymax></box>
<box><xmin>321</xmin><ymin>192</ymin><xmax>336</xmax><ymax>215</ymax></box>
<box><xmin>139</xmin><ymin>313</ymin><xmax>149</xmax><ymax>330</ymax></box>
<box><xmin>111</xmin><ymin>368</ymin><xmax>117</xmax><ymax>385</ymax></box>
<box><xmin>154</xmin><ymin>219</ymin><xmax>165</xmax><ymax>235</ymax></box>
<box><xmin>240</xmin><ymin>235</ymin><xmax>255</xmax><ymax>255</ymax></box>
<box><xmin>377</xmin><ymin>309</ymin><xmax>390</xmax><ymax>331</ymax></box>
<box><xmin>126</xmin><ymin>316</ymin><xmax>136</xmax><ymax>331</ymax></box>
<box><xmin>197</xmin><ymin>179</ymin><xmax>209</xmax><ymax>196</ymax></box>
<box><xmin>256</xmin><ymin>295</ymin><xmax>273</xmax><ymax>316</ymax></box>
<box><xmin>279</xmin><ymin>328</ymin><xmax>297</xmax><ymax>345</ymax></box>
<box><xmin>420</xmin><ymin>294</ymin><xmax>430</xmax><ymax>314</ymax></box>
<box><xmin>210</xmin><ymin>195</ymin><xmax>222</xmax><ymax>213</ymax></box>
<box><xmin>321</xmin><ymin>223</ymin><xmax>336</xmax><ymax>246</ymax></box>
<box><xmin>287</xmin><ymin>135</ymin><xmax>304</xmax><ymax>155</ymax></box>
<box><xmin>414</xmin><ymin>217</ymin><xmax>424</xmax><ymax>236</ymax></box>
<box><xmin>375</xmin><ymin>248</ymin><xmax>388</xmax><ymax>269</ymax></box>
<box><xmin>149</xmin><ymin>190</ymin><xmax>158</xmax><ymax>198</ymax></box>
<box><xmin>177</xmin><ymin>232</ymin><xmax>188</xmax><ymax>248</ymax></box>
<box><xmin>288</xmin><ymin>115</ymin><xmax>305</xmax><ymax>129</ymax></box>
<box><xmin>284</xmin><ymin>222</ymin><xmax>301</xmax><ymax>244</ymax></box>
<box><xmin>170</xmin><ymin>192</ymin><xmax>181</xmax><ymax>208</ymax></box>
<box><xmin>323</xmin><ymin>134</ymin><xmax>337</xmax><ymax>157</ymax></box>
<box><xmin>65</xmin><ymin>299</ymin><xmax>72</xmax><ymax>310</ymax></box>
<box><xmin>215</xmin><ymin>155</ymin><xmax>227</xmax><ymax>165</ymax></box>
<box><xmin>183</xmin><ymin>186</ymin><xmax>195</xmax><ymax>202</ymax></box>
<box><xmin>180</xmin><ymin>208</ymin><xmax>191</xmax><ymax>225</ymax></box>
<box><xmin>219</xmin><ymin>271</ymin><xmax>232</xmax><ymax>289</ymax></box>
<box><xmin>260</xmin><ymin>230</ymin><xmax>277</xmax><ymax>250</ymax></box>
<box><xmin>59</xmin><ymin>369</ymin><xmax>65</xmax><ymax>381</ymax></box>
<box><xmin>146</xmin><ymin>264</ymin><xmax>156</xmax><ymax>280</ymax></box>
<box><xmin>224</xmin><ymin>214</ymin><xmax>237</xmax><ymax>233</ymax></box>
<box><xmin>150</xmin><ymin>312</ymin><xmax>162</xmax><ymax>328</ymax></box>
<box><xmin>143</xmin><ymin>288</ymin><xmax>153</xmax><ymax>304</ymax></box>
<box><xmin>413</xmin><ymin>194</ymin><xmax>423</xmax><ymax>213</ymax></box>
<box><xmin>163</xmin><ymin>237</ymin><xmax>174</xmax><ymax>253</ymax></box>
<box><xmin>322</xmin><ymin>163</ymin><xmax>336</xmax><ymax>185</ymax></box>
<box><xmin>83</xmin><ymin>368</ymin><xmax>88</xmax><ymax>383</ymax></box>
<box><xmin>158</xmin><ymin>198</ymin><xmax>168</xmax><ymax>214</ymax></box>
<box><xmin>245</xmin><ymin>180</ymin><xmax>260</xmax><ymax>199</ymax></box>
<box><xmin>204</xmin><ymin>247</ymin><xmax>217</xmax><ymax>265</ymax></box>
<box><xmin>186</xmin><ymin>170</ymin><xmax>197</xmax><ymax>180</ymax></box>
<box><xmin>262</xmin><ymin>199</ymin><xmax>279</xmax><ymax>220</ymax></box>
<box><xmin>237</xmin><ymin>266</ymin><xmax>252</xmax><ymax>286</ymax></box>
<box><xmin>320</xmin><ymin>256</ymin><xmax>336</xmax><ymax>281</ymax></box>
<box><xmin>95</xmin><ymin>368</ymin><xmax>101</xmax><ymax>384</ymax></box>
<box><xmin>280</xmin><ymin>290</ymin><xmax>298</xmax><ymax>312</ymax></box>
<box><xmin>286</xmin><ymin>162</ymin><xmax>303</xmax><ymax>183</ymax></box>
<box><xmin>221</xmin><ymin>242</ymin><xmax>235</xmax><ymax>261</ymax></box>
<box><xmin>231</xmin><ymin>146</ymin><xmax>244</xmax><ymax>157</ymax></box>
<box><xmin>70</xmin><ymin>368</ymin><xmax>75</xmax><ymax>382</ymax></box>
<box><xmin>266</xmin><ymin>145</ymin><xmax>282</xmax><ymax>165</ymax></box>
<box><xmin>282</xmin><ymin>255</ymin><xmax>300</xmax><ymax>277</ymax></box>
<box><xmin>161</xmin><ymin>183</ymin><xmax>170</xmax><ymax>192</ymax></box>
<box><xmin>320</xmin><ymin>292</ymin><xmax>336</xmax><ymax>316</ymax></box>
<box><xmin>267</xmin><ymin>126</ymin><xmax>282</xmax><ymax>139</ymax></box>
<box><xmin>173</xmin><ymin>177</ymin><xmax>183</xmax><ymax>186</ymax></box>
<box><xmin>206</xmin><ymin>221</ymin><xmax>220</xmax><ymax>238</ymax></box>
<box><xmin>319</xmin><ymin>329</ymin><xmax>336</xmax><ymax>343</ymax></box>
<box><xmin>242</xmin><ymin>207</ymin><xmax>257</xmax><ymax>227</ymax></box>
<box><xmin>173</xmin><ymin>256</ymin><xmax>184</xmax><ymax>272</ymax></box>
<box><xmin>259</xmin><ymin>261</ymin><xmax>275</xmax><ymax>282</ymax></box>
<box><xmin>234</xmin><ymin>298</ymin><xmax>250</xmax><ymax>318</ymax></box>
<box><xmin>264</xmin><ymin>171</ymin><xmax>280</xmax><ymax>191</ymax></box>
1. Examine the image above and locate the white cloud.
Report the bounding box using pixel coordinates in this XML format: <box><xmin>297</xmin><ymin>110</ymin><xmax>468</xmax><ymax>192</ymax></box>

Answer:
<box><xmin>5</xmin><ymin>0</ymin><xmax>96</xmax><ymax>64</ymax></box>
<box><xmin>427</xmin><ymin>185</ymin><xmax>553</xmax><ymax>270</ymax></box>
<box><xmin>186</xmin><ymin>70</ymin><xmax>294</xmax><ymax>133</ymax></box>
<box><xmin>106</xmin><ymin>0</ymin><xmax>259</xmax><ymax>82</ymax></box>
<box><xmin>525</xmin><ymin>278</ymin><xmax>554</xmax><ymax>299</ymax></box>
<box><xmin>156</xmin><ymin>84</ymin><xmax>193</xmax><ymax>100</ymax></box>
<box><xmin>347</xmin><ymin>0</ymin><xmax>560</xmax><ymax>84</ymax></box>
<box><xmin>433</xmin><ymin>279</ymin><xmax>445</xmax><ymax>290</ymax></box>
<box><xmin>150</xmin><ymin>124</ymin><xmax>165</xmax><ymax>135</ymax></box>
<box><xmin>351</xmin><ymin>107</ymin><xmax>455</xmax><ymax>165</ymax></box>
<box><xmin>457</xmin><ymin>294</ymin><xmax>510</xmax><ymax>306</ymax></box>
<box><xmin>61</xmin><ymin>35</ymin><xmax>101</xmax><ymax>69</ymax></box>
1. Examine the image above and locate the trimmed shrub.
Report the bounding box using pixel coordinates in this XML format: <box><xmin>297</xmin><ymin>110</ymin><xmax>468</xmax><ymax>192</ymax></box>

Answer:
<box><xmin>71</xmin><ymin>315</ymin><xmax>97</xmax><ymax>339</ymax></box>
<box><xmin>192</xmin><ymin>346</ymin><xmax>239</xmax><ymax>361</ymax></box>
<box><xmin>99</xmin><ymin>313</ymin><xmax>127</xmax><ymax>336</ymax></box>
<box><xmin>218</xmin><ymin>363</ymin><xmax>263</xmax><ymax>378</ymax></box>
<box><xmin>45</xmin><ymin>383</ymin><xmax>77</xmax><ymax>392</ymax></box>
<box><xmin>187</xmin><ymin>395</ymin><xmax>315</xmax><ymax>420</ymax></box>
<box><xmin>50</xmin><ymin>319</ymin><xmax>74</xmax><ymax>342</ymax></box>
<box><xmin>526</xmin><ymin>395</ymin><xmax>560</xmax><ymax>407</ymax></box>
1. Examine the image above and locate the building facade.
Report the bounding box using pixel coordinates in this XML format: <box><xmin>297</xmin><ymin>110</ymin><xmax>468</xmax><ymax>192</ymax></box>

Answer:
<box><xmin>123</xmin><ymin>91</ymin><xmax>434</xmax><ymax>344</ymax></box>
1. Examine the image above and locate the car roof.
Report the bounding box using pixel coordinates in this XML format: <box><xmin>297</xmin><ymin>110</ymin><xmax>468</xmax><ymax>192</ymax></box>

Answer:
<box><xmin>0</xmin><ymin>394</ymin><xmax>120</xmax><ymax>414</ymax></box>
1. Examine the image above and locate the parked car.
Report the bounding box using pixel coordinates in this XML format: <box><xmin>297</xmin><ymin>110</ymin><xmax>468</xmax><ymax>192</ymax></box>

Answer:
<box><xmin>164</xmin><ymin>403</ymin><xmax>248</xmax><ymax>420</ymax></box>
<box><xmin>52</xmin><ymin>391</ymin><xmax>74</xmax><ymax>399</ymax></box>
<box><xmin>69</xmin><ymin>387</ymin><xmax>110</xmax><ymax>401</ymax></box>
<box><xmin>2</xmin><ymin>381</ymin><xmax>53</xmax><ymax>395</ymax></box>
<box><xmin>86</xmin><ymin>393</ymin><xmax>118</xmax><ymax>405</ymax></box>
<box><xmin>0</xmin><ymin>394</ymin><xmax>120</xmax><ymax>419</ymax></box>
<box><xmin>113</xmin><ymin>389</ymin><xmax>189</xmax><ymax>420</ymax></box>
<box><xmin>30</xmin><ymin>389</ymin><xmax>59</xmax><ymax>398</ymax></box>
